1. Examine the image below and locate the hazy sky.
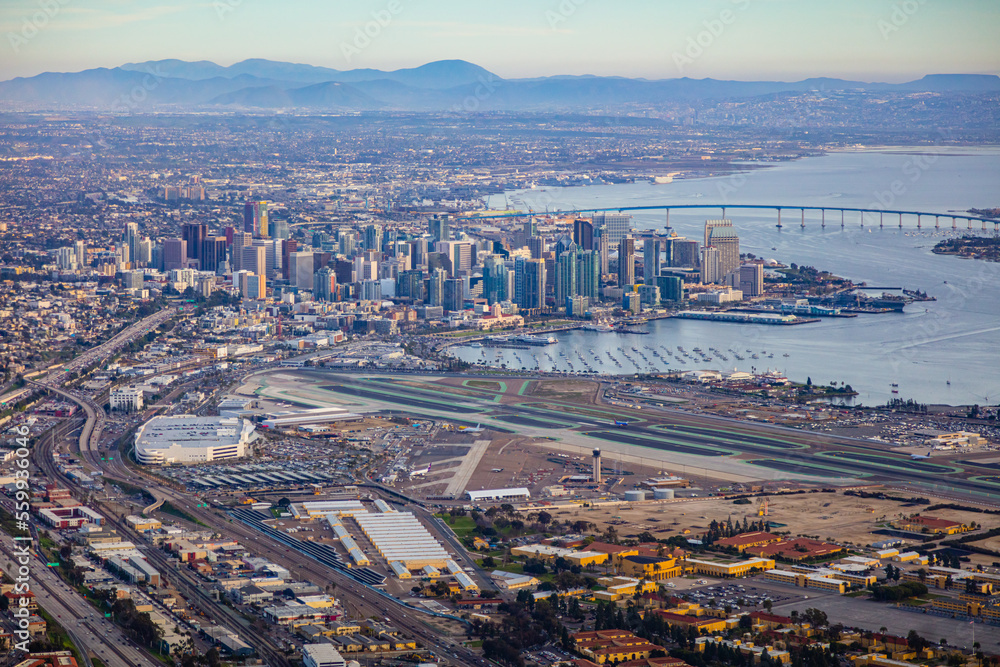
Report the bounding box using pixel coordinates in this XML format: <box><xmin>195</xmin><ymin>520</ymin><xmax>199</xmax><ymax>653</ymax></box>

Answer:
<box><xmin>2</xmin><ymin>0</ymin><xmax>998</xmax><ymax>81</ymax></box>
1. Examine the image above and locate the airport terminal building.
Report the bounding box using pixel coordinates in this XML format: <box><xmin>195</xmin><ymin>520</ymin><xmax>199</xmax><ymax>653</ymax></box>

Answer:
<box><xmin>134</xmin><ymin>415</ymin><xmax>256</xmax><ymax>465</ymax></box>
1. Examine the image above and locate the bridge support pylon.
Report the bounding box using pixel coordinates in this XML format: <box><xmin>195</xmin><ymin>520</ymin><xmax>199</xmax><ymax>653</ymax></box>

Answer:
<box><xmin>935</xmin><ymin>216</ymin><xmax>939</xmax><ymax>229</ymax></box>
<box><xmin>899</xmin><ymin>213</ymin><xmax>903</xmax><ymax>229</ymax></box>
<box><xmin>880</xmin><ymin>212</ymin><xmax>883</xmax><ymax>228</ymax></box>
<box><xmin>969</xmin><ymin>219</ymin><xmax>973</xmax><ymax>230</ymax></box>
<box><xmin>841</xmin><ymin>210</ymin><xmax>844</xmax><ymax>228</ymax></box>
<box><xmin>952</xmin><ymin>217</ymin><xmax>957</xmax><ymax>229</ymax></box>
<box><xmin>665</xmin><ymin>208</ymin><xmax>670</xmax><ymax>230</ymax></box>
<box><xmin>801</xmin><ymin>209</ymin><xmax>805</xmax><ymax>228</ymax></box>
<box><xmin>821</xmin><ymin>209</ymin><xmax>825</xmax><ymax>228</ymax></box>
<box><xmin>917</xmin><ymin>214</ymin><xmax>921</xmax><ymax>229</ymax></box>
<box><xmin>776</xmin><ymin>209</ymin><xmax>782</xmax><ymax>228</ymax></box>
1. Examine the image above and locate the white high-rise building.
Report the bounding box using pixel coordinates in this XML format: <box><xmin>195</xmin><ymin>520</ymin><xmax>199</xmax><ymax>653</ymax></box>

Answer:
<box><xmin>289</xmin><ymin>251</ymin><xmax>315</xmax><ymax>290</ymax></box>
<box><xmin>594</xmin><ymin>212</ymin><xmax>633</xmax><ymax>245</ymax></box>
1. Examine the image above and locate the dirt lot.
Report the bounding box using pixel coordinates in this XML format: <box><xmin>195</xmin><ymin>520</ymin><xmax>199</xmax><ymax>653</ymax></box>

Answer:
<box><xmin>532</xmin><ymin>491</ymin><xmax>1000</xmax><ymax>549</ymax></box>
<box><xmin>527</xmin><ymin>379</ymin><xmax>600</xmax><ymax>404</ymax></box>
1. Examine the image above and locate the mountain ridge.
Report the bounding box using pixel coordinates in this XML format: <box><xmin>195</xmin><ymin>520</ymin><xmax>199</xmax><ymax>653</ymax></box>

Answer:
<box><xmin>2</xmin><ymin>59</ymin><xmax>998</xmax><ymax>112</ymax></box>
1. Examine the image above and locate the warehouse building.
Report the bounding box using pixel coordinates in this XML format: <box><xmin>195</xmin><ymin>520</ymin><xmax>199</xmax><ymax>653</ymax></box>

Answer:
<box><xmin>353</xmin><ymin>512</ymin><xmax>450</xmax><ymax>570</ymax></box>
<box><xmin>292</xmin><ymin>500</ymin><xmax>366</xmax><ymax>519</ymax></box>
<box><xmin>134</xmin><ymin>415</ymin><xmax>256</xmax><ymax>465</ymax></box>
<box><xmin>38</xmin><ymin>506</ymin><xmax>103</xmax><ymax>529</ymax></box>
<box><xmin>466</xmin><ymin>487</ymin><xmax>530</xmax><ymax>502</ymax></box>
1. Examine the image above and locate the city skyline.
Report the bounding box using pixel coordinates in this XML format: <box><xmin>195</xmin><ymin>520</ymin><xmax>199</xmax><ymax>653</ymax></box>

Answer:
<box><xmin>1</xmin><ymin>0</ymin><xmax>997</xmax><ymax>82</ymax></box>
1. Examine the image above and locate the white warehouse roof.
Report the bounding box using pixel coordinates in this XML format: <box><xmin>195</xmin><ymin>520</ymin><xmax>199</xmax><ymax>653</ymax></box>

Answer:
<box><xmin>466</xmin><ymin>487</ymin><xmax>531</xmax><ymax>502</ymax></box>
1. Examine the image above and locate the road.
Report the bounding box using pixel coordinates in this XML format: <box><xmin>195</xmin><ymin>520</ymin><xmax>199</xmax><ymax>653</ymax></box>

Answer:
<box><xmin>0</xmin><ymin>533</ymin><xmax>157</xmax><ymax>667</ymax></box>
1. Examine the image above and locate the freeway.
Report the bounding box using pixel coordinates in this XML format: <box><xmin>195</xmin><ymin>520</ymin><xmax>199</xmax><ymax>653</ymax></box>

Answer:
<box><xmin>295</xmin><ymin>370</ymin><xmax>1000</xmax><ymax>501</ymax></box>
<box><xmin>0</xmin><ymin>533</ymin><xmax>157</xmax><ymax>667</ymax></box>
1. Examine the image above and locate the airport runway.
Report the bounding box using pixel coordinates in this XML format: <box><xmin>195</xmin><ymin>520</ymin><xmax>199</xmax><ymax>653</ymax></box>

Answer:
<box><xmin>288</xmin><ymin>370</ymin><xmax>1000</xmax><ymax>501</ymax></box>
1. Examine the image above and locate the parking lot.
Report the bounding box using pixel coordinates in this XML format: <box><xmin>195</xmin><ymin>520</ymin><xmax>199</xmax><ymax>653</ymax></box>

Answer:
<box><xmin>677</xmin><ymin>577</ymin><xmax>809</xmax><ymax>612</ymax></box>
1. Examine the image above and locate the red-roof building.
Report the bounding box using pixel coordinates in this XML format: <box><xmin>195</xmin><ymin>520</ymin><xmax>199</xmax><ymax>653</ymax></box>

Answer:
<box><xmin>746</xmin><ymin>538</ymin><xmax>843</xmax><ymax>561</ymax></box>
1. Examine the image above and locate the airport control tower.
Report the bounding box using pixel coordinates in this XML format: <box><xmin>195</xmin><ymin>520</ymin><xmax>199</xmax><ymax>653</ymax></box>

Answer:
<box><xmin>593</xmin><ymin>448</ymin><xmax>602</xmax><ymax>484</ymax></box>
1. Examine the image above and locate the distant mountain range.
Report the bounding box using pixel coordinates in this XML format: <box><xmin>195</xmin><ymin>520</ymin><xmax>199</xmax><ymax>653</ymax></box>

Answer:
<box><xmin>1</xmin><ymin>58</ymin><xmax>998</xmax><ymax>112</ymax></box>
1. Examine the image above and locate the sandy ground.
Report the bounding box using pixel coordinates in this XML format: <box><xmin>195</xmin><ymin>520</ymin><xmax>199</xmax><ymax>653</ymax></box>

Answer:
<box><xmin>527</xmin><ymin>491</ymin><xmax>1000</xmax><ymax>549</ymax></box>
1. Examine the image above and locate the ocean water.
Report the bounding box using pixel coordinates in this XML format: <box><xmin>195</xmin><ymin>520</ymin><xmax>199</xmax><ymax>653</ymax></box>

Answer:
<box><xmin>461</xmin><ymin>148</ymin><xmax>1000</xmax><ymax>406</ymax></box>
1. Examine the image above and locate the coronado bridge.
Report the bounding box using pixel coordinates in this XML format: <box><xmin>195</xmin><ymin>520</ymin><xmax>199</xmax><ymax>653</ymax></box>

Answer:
<box><xmin>457</xmin><ymin>204</ymin><xmax>999</xmax><ymax>230</ymax></box>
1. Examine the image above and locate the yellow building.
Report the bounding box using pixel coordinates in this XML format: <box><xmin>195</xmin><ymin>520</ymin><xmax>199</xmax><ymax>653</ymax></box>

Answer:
<box><xmin>126</xmin><ymin>515</ymin><xmax>162</xmax><ymax>532</ymax></box>
<box><xmin>655</xmin><ymin>608</ymin><xmax>730</xmax><ymax>634</ymax></box>
<box><xmin>620</xmin><ymin>555</ymin><xmax>682</xmax><ymax>581</ymax></box>
<box><xmin>329</xmin><ymin>622</ymin><xmax>361</xmax><ymax>636</ymax></box>
<box><xmin>695</xmin><ymin>637</ymin><xmax>792</xmax><ymax>664</ymax></box>
<box><xmin>892</xmin><ymin>515</ymin><xmax>969</xmax><ymax>535</ymax></box>
<box><xmin>685</xmin><ymin>556</ymin><xmax>775</xmax><ymax>578</ymax></box>
<box><xmin>573</xmin><ymin>630</ymin><xmax>666</xmax><ymax>665</ymax></box>
<box><xmin>591</xmin><ymin>577</ymin><xmax>658</xmax><ymax>602</ymax></box>
<box><xmin>764</xmin><ymin>569</ymin><xmax>848</xmax><ymax>594</ymax></box>
<box><xmin>932</xmin><ymin>598</ymin><xmax>981</xmax><ymax>617</ymax></box>
<box><xmin>566</xmin><ymin>551</ymin><xmax>610</xmax><ymax>567</ymax></box>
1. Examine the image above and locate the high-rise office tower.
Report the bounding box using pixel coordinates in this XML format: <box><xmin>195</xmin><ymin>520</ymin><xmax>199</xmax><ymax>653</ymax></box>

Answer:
<box><xmin>705</xmin><ymin>219</ymin><xmax>740</xmax><ymax>277</ymax></box>
<box><xmin>123</xmin><ymin>222</ymin><xmax>140</xmax><ymax>263</ymax></box>
<box><xmin>528</xmin><ymin>236</ymin><xmax>544</xmax><ymax>260</ymax></box>
<box><xmin>443</xmin><ymin>278</ymin><xmax>464</xmax><ymax>312</ymax></box>
<box><xmin>598</xmin><ymin>228</ymin><xmax>610</xmax><ymax>277</ymax></box>
<box><xmin>412</xmin><ymin>238</ymin><xmax>428</xmax><ymax>267</ymax></box>
<box><xmin>397</xmin><ymin>269</ymin><xmax>425</xmax><ymax>302</ymax></box>
<box><xmin>428</xmin><ymin>268</ymin><xmax>446</xmax><ymax>307</ymax></box>
<box><xmin>314</xmin><ymin>267</ymin><xmax>337</xmax><ymax>301</ymax></box>
<box><xmin>594</xmin><ymin>212</ymin><xmax>633</xmax><ymax>245</ymax></box>
<box><xmin>701</xmin><ymin>246</ymin><xmax>722</xmax><ymax>284</ymax></box>
<box><xmin>74</xmin><ymin>240</ymin><xmax>86</xmax><ymax>268</ymax></box>
<box><xmin>282</xmin><ymin>239</ymin><xmax>298</xmax><ymax>279</ymax></box>
<box><xmin>643</xmin><ymin>238</ymin><xmax>661</xmax><ymax>281</ymax></box>
<box><xmin>289</xmin><ymin>251</ymin><xmax>315</xmax><ymax>290</ymax></box>
<box><xmin>618</xmin><ymin>237</ymin><xmax>635</xmax><ymax>287</ymax></box>
<box><xmin>232</xmin><ymin>232</ymin><xmax>252</xmax><ymax>272</ymax></box>
<box><xmin>515</xmin><ymin>258</ymin><xmax>546</xmax><ymax>310</ymax></box>
<box><xmin>181</xmin><ymin>223</ymin><xmax>206</xmax><ymax>263</ymax></box>
<box><xmin>200</xmin><ymin>236</ymin><xmax>227</xmax><ymax>273</ymax></box>
<box><xmin>243</xmin><ymin>202</ymin><xmax>255</xmax><ymax>234</ymax></box>
<box><xmin>523</xmin><ymin>218</ymin><xmax>537</xmax><ymax>239</ymax></box>
<box><xmin>656</xmin><ymin>275</ymin><xmax>685</xmax><ymax>303</ymax></box>
<box><xmin>136</xmin><ymin>239</ymin><xmax>153</xmax><ymax>266</ymax></box>
<box><xmin>429</xmin><ymin>215</ymin><xmax>451</xmax><ymax>243</ymax></box>
<box><xmin>738</xmin><ymin>262</ymin><xmax>764</xmax><ymax>297</ymax></box>
<box><xmin>555</xmin><ymin>247</ymin><xmax>578</xmax><ymax>305</ymax></box>
<box><xmin>257</xmin><ymin>201</ymin><xmax>268</xmax><ymax>237</ymax></box>
<box><xmin>364</xmin><ymin>224</ymin><xmax>383</xmax><ymax>253</ymax></box>
<box><xmin>338</xmin><ymin>231</ymin><xmax>357</xmax><ymax>256</ymax></box>
<box><xmin>272</xmin><ymin>217</ymin><xmax>289</xmax><ymax>240</ymax></box>
<box><xmin>243</xmin><ymin>201</ymin><xmax>268</xmax><ymax>237</ymax></box>
<box><xmin>578</xmin><ymin>249</ymin><xmax>600</xmax><ymax>300</ymax></box>
<box><xmin>163</xmin><ymin>238</ymin><xmax>187</xmax><ymax>271</ymax></box>
<box><xmin>573</xmin><ymin>218</ymin><xmax>594</xmax><ymax>250</ymax></box>
<box><xmin>482</xmin><ymin>255</ymin><xmax>509</xmax><ymax>305</ymax></box>
<box><xmin>242</xmin><ymin>245</ymin><xmax>267</xmax><ymax>279</ymax></box>
<box><xmin>669</xmin><ymin>238</ymin><xmax>700</xmax><ymax>268</ymax></box>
